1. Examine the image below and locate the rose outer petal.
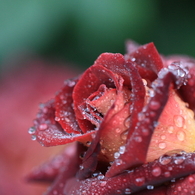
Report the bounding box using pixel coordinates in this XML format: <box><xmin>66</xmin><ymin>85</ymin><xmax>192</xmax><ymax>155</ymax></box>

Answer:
<box><xmin>126</xmin><ymin>42</ymin><xmax>164</xmax><ymax>74</ymax></box>
<box><xmin>32</xmin><ymin>100</ymin><xmax>95</xmax><ymax>147</ymax></box>
<box><xmin>55</xmin><ymin>78</ymin><xmax>82</xmax><ymax>134</ymax></box>
<box><xmin>65</xmin><ymin>152</ymin><xmax>195</xmax><ymax>195</ymax></box>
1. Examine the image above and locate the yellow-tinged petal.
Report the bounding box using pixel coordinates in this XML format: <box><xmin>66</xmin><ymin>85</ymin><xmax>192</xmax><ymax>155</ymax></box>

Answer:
<box><xmin>147</xmin><ymin>89</ymin><xmax>195</xmax><ymax>162</ymax></box>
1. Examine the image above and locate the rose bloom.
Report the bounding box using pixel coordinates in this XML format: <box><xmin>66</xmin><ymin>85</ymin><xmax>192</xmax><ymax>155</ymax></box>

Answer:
<box><xmin>0</xmin><ymin>60</ymin><xmax>77</xmax><ymax>195</ymax></box>
<box><xmin>28</xmin><ymin>41</ymin><xmax>195</xmax><ymax>195</ymax></box>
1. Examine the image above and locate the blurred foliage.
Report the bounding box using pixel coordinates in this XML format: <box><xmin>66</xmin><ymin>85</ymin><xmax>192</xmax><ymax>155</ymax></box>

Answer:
<box><xmin>0</xmin><ymin>0</ymin><xmax>195</xmax><ymax>72</ymax></box>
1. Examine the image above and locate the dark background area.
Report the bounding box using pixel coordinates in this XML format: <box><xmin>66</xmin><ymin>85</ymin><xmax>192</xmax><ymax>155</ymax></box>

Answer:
<box><xmin>1</xmin><ymin>0</ymin><xmax>195</xmax><ymax>73</ymax></box>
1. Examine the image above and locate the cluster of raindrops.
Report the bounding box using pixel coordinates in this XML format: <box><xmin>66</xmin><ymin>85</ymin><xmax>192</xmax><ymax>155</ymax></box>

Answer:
<box><xmin>28</xmin><ymin>126</ymin><xmax>37</xmax><ymax>141</ymax></box>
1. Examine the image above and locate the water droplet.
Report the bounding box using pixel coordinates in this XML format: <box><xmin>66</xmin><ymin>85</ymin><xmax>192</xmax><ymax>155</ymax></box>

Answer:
<box><xmin>135</xmin><ymin>177</ymin><xmax>145</xmax><ymax>186</ymax></box>
<box><xmin>158</xmin><ymin>142</ymin><xmax>166</xmax><ymax>149</ymax></box>
<box><xmin>188</xmin><ymin>176</ymin><xmax>195</xmax><ymax>183</ymax></box>
<box><xmin>55</xmin><ymin>116</ymin><xmax>60</xmax><ymax>121</ymax></box>
<box><xmin>31</xmin><ymin>135</ymin><xmax>37</xmax><ymax>141</ymax></box>
<box><xmin>28</xmin><ymin>127</ymin><xmax>36</xmax><ymax>134</ymax></box>
<box><xmin>124</xmin><ymin>117</ymin><xmax>131</xmax><ymax>129</ymax></box>
<box><xmin>176</xmin><ymin>131</ymin><xmax>185</xmax><ymax>141</ymax></box>
<box><xmin>138</xmin><ymin>112</ymin><xmax>145</xmax><ymax>121</ymax></box>
<box><xmin>142</xmin><ymin>79</ymin><xmax>147</xmax><ymax>86</ymax></box>
<box><xmin>39</xmin><ymin>123</ymin><xmax>48</xmax><ymax>130</ymax></box>
<box><xmin>164</xmin><ymin>171</ymin><xmax>171</xmax><ymax>177</ymax></box>
<box><xmin>124</xmin><ymin>188</ymin><xmax>131</xmax><ymax>194</ymax></box>
<box><xmin>159</xmin><ymin>155</ymin><xmax>172</xmax><ymax>165</ymax></box>
<box><xmin>150</xmin><ymin>101</ymin><xmax>160</xmax><ymax>110</ymax></box>
<box><xmin>65</xmin><ymin>118</ymin><xmax>70</xmax><ymax>123</ymax></box>
<box><xmin>160</xmin><ymin>135</ymin><xmax>166</xmax><ymax>140</ymax></box>
<box><xmin>79</xmin><ymin>165</ymin><xmax>84</xmax><ymax>170</ymax></box>
<box><xmin>101</xmin><ymin>148</ymin><xmax>107</xmax><ymax>154</ymax></box>
<box><xmin>86</xmin><ymin>141</ymin><xmax>91</xmax><ymax>147</ymax></box>
<box><xmin>142</xmin><ymin>128</ymin><xmax>149</xmax><ymax>136</ymax></box>
<box><xmin>114</xmin><ymin>152</ymin><xmax>120</xmax><ymax>159</ymax></box>
<box><xmin>167</xmin><ymin>126</ymin><xmax>174</xmax><ymax>134</ymax></box>
<box><xmin>147</xmin><ymin>185</ymin><xmax>154</xmax><ymax>190</ymax></box>
<box><xmin>135</xmin><ymin>136</ymin><xmax>142</xmax><ymax>143</ymax></box>
<box><xmin>115</xmin><ymin>159</ymin><xmax>123</xmax><ymax>166</ymax></box>
<box><xmin>100</xmin><ymin>181</ymin><xmax>107</xmax><ymax>186</ymax></box>
<box><xmin>174</xmin><ymin>155</ymin><xmax>186</xmax><ymax>164</ymax></box>
<box><xmin>173</xmin><ymin>115</ymin><xmax>185</xmax><ymax>128</ymax></box>
<box><xmin>97</xmin><ymin>174</ymin><xmax>104</xmax><ymax>180</ymax></box>
<box><xmin>115</xmin><ymin>128</ymin><xmax>122</xmax><ymax>133</ymax></box>
<box><xmin>82</xmin><ymin>190</ymin><xmax>87</xmax><ymax>194</ymax></box>
<box><xmin>152</xmin><ymin>167</ymin><xmax>161</xmax><ymax>177</ymax></box>
<box><xmin>119</xmin><ymin>146</ymin><xmax>126</xmax><ymax>154</ymax></box>
<box><xmin>121</xmin><ymin>130</ymin><xmax>128</xmax><ymax>141</ymax></box>
<box><xmin>131</xmin><ymin>57</ymin><xmax>136</xmax><ymax>62</ymax></box>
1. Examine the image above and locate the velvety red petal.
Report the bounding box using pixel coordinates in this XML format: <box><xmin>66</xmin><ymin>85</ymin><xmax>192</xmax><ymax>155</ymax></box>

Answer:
<box><xmin>167</xmin><ymin>174</ymin><xmax>195</xmax><ymax>195</ymax></box>
<box><xmin>55</xmin><ymin>78</ymin><xmax>82</xmax><ymax>134</ymax></box>
<box><xmin>66</xmin><ymin>152</ymin><xmax>195</xmax><ymax>195</ymax></box>
<box><xmin>106</xmin><ymin>64</ymin><xmax>188</xmax><ymax>177</ymax></box>
<box><xmin>94</xmin><ymin>53</ymin><xmax>132</xmax><ymax>86</ymax></box>
<box><xmin>32</xmin><ymin>100</ymin><xmax>95</xmax><ymax>147</ymax></box>
<box><xmin>43</xmin><ymin>143</ymin><xmax>84</xmax><ymax>195</ymax></box>
<box><xmin>73</xmin><ymin>53</ymin><xmax>131</xmax><ymax>133</ymax></box>
<box><xmin>126</xmin><ymin>61</ymin><xmax>146</xmax><ymax>140</ymax></box>
<box><xmin>26</xmin><ymin>143</ymin><xmax>78</xmax><ymax>183</ymax></box>
<box><xmin>125</xmin><ymin>42</ymin><xmax>164</xmax><ymax>74</ymax></box>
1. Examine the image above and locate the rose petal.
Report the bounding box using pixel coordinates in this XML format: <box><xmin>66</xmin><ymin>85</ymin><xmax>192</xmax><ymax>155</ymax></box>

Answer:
<box><xmin>55</xmin><ymin>78</ymin><xmax>82</xmax><ymax>134</ymax></box>
<box><xmin>26</xmin><ymin>143</ymin><xmax>78</xmax><ymax>183</ymax></box>
<box><xmin>43</xmin><ymin>143</ymin><xmax>84</xmax><ymax>195</ymax></box>
<box><xmin>147</xmin><ymin>89</ymin><xmax>195</xmax><ymax>162</ymax></box>
<box><xmin>65</xmin><ymin>152</ymin><xmax>195</xmax><ymax>195</ymax></box>
<box><xmin>125</xmin><ymin>42</ymin><xmax>164</xmax><ymax>74</ymax></box>
<box><xmin>33</xmin><ymin>100</ymin><xmax>95</xmax><ymax>146</ymax></box>
<box><xmin>106</xmin><ymin>64</ymin><xmax>188</xmax><ymax>177</ymax></box>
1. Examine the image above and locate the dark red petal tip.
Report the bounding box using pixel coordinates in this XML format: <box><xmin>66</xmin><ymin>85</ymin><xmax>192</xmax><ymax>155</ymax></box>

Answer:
<box><xmin>125</xmin><ymin>42</ymin><xmax>164</xmax><ymax>74</ymax></box>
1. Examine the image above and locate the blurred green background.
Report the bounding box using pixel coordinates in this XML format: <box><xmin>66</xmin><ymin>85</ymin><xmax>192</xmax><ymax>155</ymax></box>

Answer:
<box><xmin>1</xmin><ymin>0</ymin><xmax>195</xmax><ymax>73</ymax></box>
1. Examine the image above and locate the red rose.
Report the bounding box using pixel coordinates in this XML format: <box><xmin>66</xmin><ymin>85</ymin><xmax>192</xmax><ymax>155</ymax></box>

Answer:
<box><xmin>28</xmin><ymin>41</ymin><xmax>195</xmax><ymax>194</ymax></box>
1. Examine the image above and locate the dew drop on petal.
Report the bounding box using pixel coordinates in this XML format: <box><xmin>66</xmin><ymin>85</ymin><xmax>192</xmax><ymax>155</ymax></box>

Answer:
<box><xmin>158</xmin><ymin>142</ymin><xmax>166</xmax><ymax>149</ymax></box>
<box><xmin>159</xmin><ymin>155</ymin><xmax>172</xmax><ymax>165</ymax></box>
<box><xmin>152</xmin><ymin>167</ymin><xmax>162</xmax><ymax>177</ymax></box>
<box><xmin>160</xmin><ymin>135</ymin><xmax>166</xmax><ymax>140</ymax></box>
<box><xmin>164</xmin><ymin>171</ymin><xmax>171</xmax><ymax>177</ymax></box>
<box><xmin>39</xmin><ymin>123</ymin><xmax>48</xmax><ymax>130</ymax></box>
<box><xmin>188</xmin><ymin>176</ymin><xmax>195</xmax><ymax>183</ymax></box>
<box><xmin>28</xmin><ymin>127</ymin><xmax>36</xmax><ymax>134</ymax></box>
<box><xmin>134</xmin><ymin>136</ymin><xmax>142</xmax><ymax>143</ymax></box>
<box><xmin>124</xmin><ymin>116</ymin><xmax>131</xmax><ymax>129</ymax></box>
<box><xmin>150</xmin><ymin>101</ymin><xmax>160</xmax><ymax>110</ymax></box>
<box><xmin>31</xmin><ymin>135</ymin><xmax>37</xmax><ymax>141</ymax></box>
<box><xmin>173</xmin><ymin>115</ymin><xmax>185</xmax><ymax>128</ymax></box>
<box><xmin>120</xmin><ymin>130</ymin><xmax>128</xmax><ymax>141</ymax></box>
<box><xmin>167</xmin><ymin>126</ymin><xmax>174</xmax><ymax>134</ymax></box>
<box><xmin>124</xmin><ymin>188</ymin><xmax>131</xmax><ymax>194</ymax></box>
<box><xmin>135</xmin><ymin>177</ymin><xmax>145</xmax><ymax>186</ymax></box>
<box><xmin>119</xmin><ymin>146</ymin><xmax>126</xmax><ymax>154</ymax></box>
<box><xmin>176</xmin><ymin>131</ymin><xmax>185</xmax><ymax>141</ymax></box>
<box><xmin>100</xmin><ymin>181</ymin><xmax>107</xmax><ymax>186</ymax></box>
<box><xmin>142</xmin><ymin>128</ymin><xmax>149</xmax><ymax>136</ymax></box>
<box><xmin>147</xmin><ymin>185</ymin><xmax>154</xmax><ymax>190</ymax></box>
<box><xmin>174</xmin><ymin>155</ymin><xmax>186</xmax><ymax>164</ymax></box>
<box><xmin>115</xmin><ymin>128</ymin><xmax>122</xmax><ymax>133</ymax></box>
<box><xmin>114</xmin><ymin>152</ymin><xmax>120</xmax><ymax>159</ymax></box>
